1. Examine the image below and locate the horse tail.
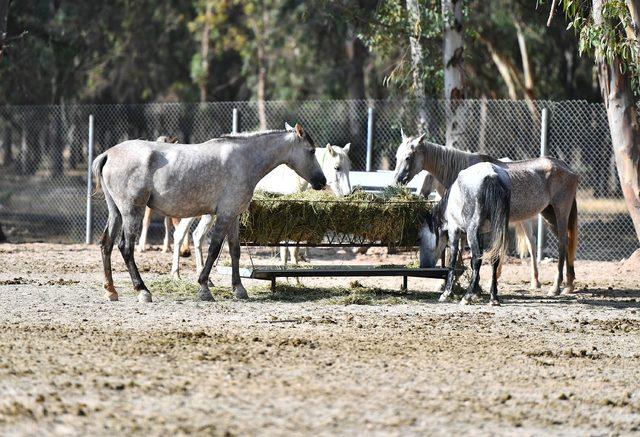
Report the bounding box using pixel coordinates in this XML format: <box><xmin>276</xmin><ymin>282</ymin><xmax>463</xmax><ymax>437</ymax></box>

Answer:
<box><xmin>567</xmin><ymin>199</ymin><xmax>578</xmax><ymax>267</ymax></box>
<box><xmin>91</xmin><ymin>152</ymin><xmax>108</xmax><ymax>194</ymax></box>
<box><xmin>481</xmin><ymin>176</ymin><xmax>511</xmax><ymax>264</ymax></box>
<box><xmin>515</xmin><ymin>224</ymin><xmax>528</xmax><ymax>258</ymax></box>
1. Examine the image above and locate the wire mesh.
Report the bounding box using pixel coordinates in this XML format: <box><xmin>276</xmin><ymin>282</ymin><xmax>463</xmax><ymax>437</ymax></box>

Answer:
<box><xmin>0</xmin><ymin>99</ymin><xmax>636</xmax><ymax>260</ymax></box>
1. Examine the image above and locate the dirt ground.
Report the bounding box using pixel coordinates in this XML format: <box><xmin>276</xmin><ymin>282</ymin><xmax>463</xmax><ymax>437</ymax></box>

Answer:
<box><xmin>0</xmin><ymin>243</ymin><xmax>639</xmax><ymax>436</ymax></box>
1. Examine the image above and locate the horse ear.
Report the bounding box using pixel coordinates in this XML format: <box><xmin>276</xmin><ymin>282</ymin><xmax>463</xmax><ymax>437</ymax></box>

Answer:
<box><xmin>343</xmin><ymin>143</ymin><xmax>351</xmax><ymax>154</ymax></box>
<box><xmin>326</xmin><ymin>143</ymin><xmax>337</xmax><ymax>156</ymax></box>
<box><xmin>294</xmin><ymin>123</ymin><xmax>304</xmax><ymax>138</ymax></box>
<box><xmin>285</xmin><ymin>122</ymin><xmax>294</xmax><ymax>131</ymax></box>
<box><xmin>416</xmin><ymin>133</ymin><xmax>427</xmax><ymax>145</ymax></box>
<box><xmin>400</xmin><ymin>127</ymin><xmax>406</xmax><ymax>141</ymax></box>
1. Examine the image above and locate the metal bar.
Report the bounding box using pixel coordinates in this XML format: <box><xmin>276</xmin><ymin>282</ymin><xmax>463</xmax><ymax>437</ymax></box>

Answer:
<box><xmin>232</xmin><ymin>108</ymin><xmax>238</xmax><ymax>134</ymax></box>
<box><xmin>366</xmin><ymin>106</ymin><xmax>374</xmax><ymax>172</ymax></box>
<box><xmin>537</xmin><ymin>108</ymin><xmax>549</xmax><ymax>263</ymax></box>
<box><xmin>402</xmin><ymin>275</ymin><xmax>408</xmax><ymax>291</ymax></box>
<box><xmin>217</xmin><ymin>265</ymin><xmax>451</xmax><ymax>280</ymax></box>
<box><xmin>85</xmin><ymin>114</ymin><xmax>94</xmax><ymax>245</ymax></box>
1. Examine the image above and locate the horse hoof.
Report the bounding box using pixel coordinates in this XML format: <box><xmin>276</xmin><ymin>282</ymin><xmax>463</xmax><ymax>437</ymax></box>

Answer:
<box><xmin>438</xmin><ymin>294</ymin><xmax>449</xmax><ymax>303</ymax></box>
<box><xmin>489</xmin><ymin>299</ymin><xmax>501</xmax><ymax>307</ymax></box>
<box><xmin>171</xmin><ymin>272</ymin><xmax>181</xmax><ymax>281</ymax></box>
<box><xmin>531</xmin><ymin>281</ymin><xmax>541</xmax><ymax>290</ymax></box>
<box><xmin>459</xmin><ymin>298</ymin><xmax>469</xmax><ymax>306</ymax></box>
<box><xmin>547</xmin><ymin>287</ymin><xmax>560</xmax><ymax>297</ymax></box>
<box><xmin>105</xmin><ymin>292</ymin><xmax>118</xmax><ymax>301</ymax></box>
<box><xmin>180</xmin><ymin>249</ymin><xmax>191</xmax><ymax>258</ymax></box>
<box><xmin>561</xmin><ymin>285</ymin><xmax>575</xmax><ymax>295</ymax></box>
<box><xmin>234</xmin><ymin>285</ymin><xmax>249</xmax><ymax>300</ymax></box>
<box><xmin>198</xmin><ymin>288</ymin><xmax>214</xmax><ymax>301</ymax></box>
<box><xmin>137</xmin><ymin>290</ymin><xmax>152</xmax><ymax>303</ymax></box>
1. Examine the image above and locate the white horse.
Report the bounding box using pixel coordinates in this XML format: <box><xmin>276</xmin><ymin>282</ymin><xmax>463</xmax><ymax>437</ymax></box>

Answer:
<box><xmin>420</xmin><ymin>162</ymin><xmax>512</xmax><ymax>306</ymax></box>
<box><xmin>169</xmin><ymin>142</ymin><xmax>352</xmax><ymax>280</ymax></box>
<box><xmin>92</xmin><ymin>123</ymin><xmax>326</xmax><ymax>302</ymax></box>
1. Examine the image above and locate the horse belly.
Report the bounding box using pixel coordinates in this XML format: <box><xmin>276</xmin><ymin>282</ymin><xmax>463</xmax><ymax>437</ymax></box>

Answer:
<box><xmin>509</xmin><ymin>179</ymin><xmax>549</xmax><ymax>222</ymax></box>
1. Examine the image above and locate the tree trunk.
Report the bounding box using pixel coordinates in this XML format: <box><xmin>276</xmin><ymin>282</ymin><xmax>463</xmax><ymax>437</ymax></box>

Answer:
<box><xmin>0</xmin><ymin>0</ymin><xmax>9</xmax><ymax>60</ymax></box>
<box><xmin>199</xmin><ymin>0</ymin><xmax>212</xmax><ymax>102</ymax></box>
<box><xmin>2</xmin><ymin>126</ymin><xmax>11</xmax><ymax>166</ymax></box>
<box><xmin>256</xmin><ymin>5</ymin><xmax>268</xmax><ymax>130</ymax></box>
<box><xmin>442</xmin><ymin>0</ymin><xmax>465</xmax><ymax>148</ymax></box>
<box><xmin>345</xmin><ymin>32</ymin><xmax>366</xmax><ymax>168</ymax></box>
<box><xmin>594</xmin><ymin>0</ymin><xmax>640</xmax><ymax>242</ymax></box>
<box><xmin>406</xmin><ymin>0</ymin><xmax>428</xmax><ymax>131</ymax></box>
<box><xmin>0</xmin><ymin>222</ymin><xmax>6</xmax><ymax>243</ymax></box>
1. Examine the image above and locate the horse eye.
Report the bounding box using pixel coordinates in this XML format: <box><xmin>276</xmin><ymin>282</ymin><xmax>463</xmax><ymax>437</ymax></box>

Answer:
<box><xmin>335</xmin><ymin>165</ymin><xmax>341</xmax><ymax>171</ymax></box>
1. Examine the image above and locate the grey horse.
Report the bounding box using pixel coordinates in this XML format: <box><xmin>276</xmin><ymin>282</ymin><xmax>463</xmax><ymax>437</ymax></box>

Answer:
<box><xmin>394</xmin><ymin>134</ymin><xmax>578</xmax><ymax>296</ymax></box>
<box><xmin>92</xmin><ymin>123</ymin><xmax>326</xmax><ymax>302</ymax></box>
<box><xmin>420</xmin><ymin>162</ymin><xmax>512</xmax><ymax>306</ymax></box>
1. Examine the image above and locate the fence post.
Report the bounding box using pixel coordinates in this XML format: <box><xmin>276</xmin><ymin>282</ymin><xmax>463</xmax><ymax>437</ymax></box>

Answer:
<box><xmin>85</xmin><ymin>114</ymin><xmax>94</xmax><ymax>245</ymax></box>
<box><xmin>232</xmin><ymin>108</ymin><xmax>238</xmax><ymax>134</ymax></box>
<box><xmin>366</xmin><ymin>106</ymin><xmax>374</xmax><ymax>172</ymax></box>
<box><xmin>537</xmin><ymin>108</ymin><xmax>549</xmax><ymax>262</ymax></box>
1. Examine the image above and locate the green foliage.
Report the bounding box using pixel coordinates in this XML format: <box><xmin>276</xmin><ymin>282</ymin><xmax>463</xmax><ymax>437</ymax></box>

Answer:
<box><xmin>548</xmin><ymin>0</ymin><xmax>640</xmax><ymax>94</ymax></box>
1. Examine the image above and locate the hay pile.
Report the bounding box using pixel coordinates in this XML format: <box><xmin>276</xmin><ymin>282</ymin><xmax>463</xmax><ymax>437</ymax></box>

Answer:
<box><xmin>240</xmin><ymin>187</ymin><xmax>433</xmax><ymax>247</ymax></box>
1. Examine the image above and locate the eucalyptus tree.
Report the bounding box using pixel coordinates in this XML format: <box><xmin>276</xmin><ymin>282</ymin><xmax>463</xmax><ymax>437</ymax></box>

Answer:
<box><xmin>547</xmin><ymin>0</ymin><xmax>640</xmax><ymax>242</ymax></box>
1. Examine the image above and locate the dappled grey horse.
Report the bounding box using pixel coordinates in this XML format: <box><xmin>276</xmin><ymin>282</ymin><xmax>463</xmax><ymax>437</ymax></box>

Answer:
<box><xmin>170</xmin><ymin>142</ymin><xmax>353</xmax><ymax>280</ymax></box>
<box><xmin>395</xmin><ymin>134</ymin><xmax>578</xmax><ymax>296</ymax></box>
<box><xmin>92</xmin><ymin>123</ymin><xmax>326</xmax><ymax>302</ymax></box>
<box><xmin>420</xmin><ymin>162</ymin><xmax>511</xmax><ymax>306</ymax></box>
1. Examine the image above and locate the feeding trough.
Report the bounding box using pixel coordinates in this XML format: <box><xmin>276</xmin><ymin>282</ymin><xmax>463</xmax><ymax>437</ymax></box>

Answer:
<box><xmin>217</xmin><ymin>188</ymin><xmax>450</xmax><ymax>290</ymax></box>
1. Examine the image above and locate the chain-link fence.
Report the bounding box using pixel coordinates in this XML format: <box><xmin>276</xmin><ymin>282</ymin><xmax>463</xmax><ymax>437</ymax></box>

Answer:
<box><xmin>0</xmin><ymin>99</ymin><xmax>637</xmax><ymax>260</ymax></box>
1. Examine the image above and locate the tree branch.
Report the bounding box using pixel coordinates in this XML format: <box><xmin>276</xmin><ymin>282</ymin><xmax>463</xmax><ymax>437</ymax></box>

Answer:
<box><xmin>547</xmin><ymin>0</ymin><xmax>559</xmax><ymax>27</ymax></box>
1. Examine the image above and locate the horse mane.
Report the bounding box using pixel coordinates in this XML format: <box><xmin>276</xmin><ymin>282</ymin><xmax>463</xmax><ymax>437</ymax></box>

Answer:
<box><xmin>422</xmin><ymin>141</ymin><xmax>477</xmax><ymax>188</ymax></box>
<box><xmin>219</xmin><ymin>129</ymin><xmax>288</xmax><ymax>140</ymax></box>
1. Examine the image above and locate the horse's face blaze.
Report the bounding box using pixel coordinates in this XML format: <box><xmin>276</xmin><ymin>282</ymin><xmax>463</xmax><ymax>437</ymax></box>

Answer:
<box><xmin>394</xmin><ymin>135</ymin><xmax>425</xmax><ymax>185</ymax></box>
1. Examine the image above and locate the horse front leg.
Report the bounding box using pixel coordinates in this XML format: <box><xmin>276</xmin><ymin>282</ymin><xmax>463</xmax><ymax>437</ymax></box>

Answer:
<box><xmin>137</xmin><ymin>207</ymin><xmax>152</xmax><ymax>253</ymax></box>
<box><xmin>170</xmin><ymin>217</ymin><xmax>195</xmax><ymax>279</ymax></box>
<box><xmin>192</xmin><ymin>215</ymin><xmax>215</xmax><ymax>281</ymax></box>
<box><xmin>521</xmin><ymin>221</ymin><xmax>541</xmax><ymax>289</ymax></box>
<box><xmin>198</xmin><ymin>215</ymin><xmax>234</xmax><ymax>301</ymax></box>
<box><xmin>162</xmin><ymin>216</ymin><xmax>172</xmax><ymax>253</ymax></box>
<box><xmin>227</xmin><ymin>217</ymin><xmax>248</xmax><ymax>299</ymax></box>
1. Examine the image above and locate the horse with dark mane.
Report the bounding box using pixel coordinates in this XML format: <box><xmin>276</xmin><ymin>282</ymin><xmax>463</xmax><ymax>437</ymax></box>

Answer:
<box><xmin>395</xmin><ymin>134</ymin><xmax>578</xmax><ymax>296</ymax></box>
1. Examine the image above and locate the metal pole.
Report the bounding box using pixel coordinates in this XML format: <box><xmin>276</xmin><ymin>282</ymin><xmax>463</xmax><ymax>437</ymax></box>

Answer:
<box><xmin>85</xmin><ymin>115</ymin><xmax>94</xmax><ymax>245</ymax></box>
<box><xmin>232</xmin><ymin>108</ymin><xmax>238</xmax><ymax>134</ymax></box>
<box><xmin>536</xmin><ymin>108</ymin><xmax>549</xmax><ymax>262</ymax></box>
<box><xmin>366</xmin><ymin>106</ymin><xmax>374</xmax><ymax>172</ymax></box>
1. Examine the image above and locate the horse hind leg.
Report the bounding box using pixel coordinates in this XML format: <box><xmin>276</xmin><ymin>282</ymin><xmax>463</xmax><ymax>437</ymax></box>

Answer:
<box><xmin>118</xmin><ymin>206</ymin><xmax>152</xmax><ymax>303</ymax></box>
<box><xmin>461</xmin><ymin>227</ymin><xmax>482</xmax><ymax>305</ymax></box>
<box><xmin>178</xmin><ymin>217</ymin><xmax>191</xmax><ymax>257</ymax></box>
<box><xmin>100</xmin><ymin>190</ymin><xmax>122</xmax><ymax>301</ymax></box>
<box><xmin>562</xmin><ymin>199</ymin><xmax>578</xmax><ymax>295</ymax></box>
<box><xmin>488</xmin><ymin>258</ymin><xmax>501</xmax><ymax>306</ymax></box>
<box><xmin>543</xmin><ymin>204</ymin><xmax>571</xmax><ymax>297</ymax></box>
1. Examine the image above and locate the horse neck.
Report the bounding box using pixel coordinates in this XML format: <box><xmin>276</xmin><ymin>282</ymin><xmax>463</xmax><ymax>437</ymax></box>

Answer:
<box><xmin>247</xmin><ymin>133</ymin><xmax>296</xmax><ymax>181</ymax></box>
<box><xmin>422</xmin><ymin>142</ymin><xmax>473</xmax><ymax>188</ymax></box>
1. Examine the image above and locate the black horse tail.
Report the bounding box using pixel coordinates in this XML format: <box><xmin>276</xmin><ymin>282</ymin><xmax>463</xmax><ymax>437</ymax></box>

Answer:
<box><xmin>480</xmin><ymin>175</ymin><xmax>511</xmax><ymax>264</ymax></box>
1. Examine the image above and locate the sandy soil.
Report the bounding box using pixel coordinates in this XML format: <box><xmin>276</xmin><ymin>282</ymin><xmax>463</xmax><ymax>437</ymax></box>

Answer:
<box><xmin>0</xmin><ymin>243</ymin><xmax>639</xmax><ymax>436</ymax></box>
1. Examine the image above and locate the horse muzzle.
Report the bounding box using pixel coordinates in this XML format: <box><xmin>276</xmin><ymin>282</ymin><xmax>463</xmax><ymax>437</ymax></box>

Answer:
<box><xmin>311</xmin><ymin>174</ymin><xmax>327</xmax><ymax>191</ymax></box>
